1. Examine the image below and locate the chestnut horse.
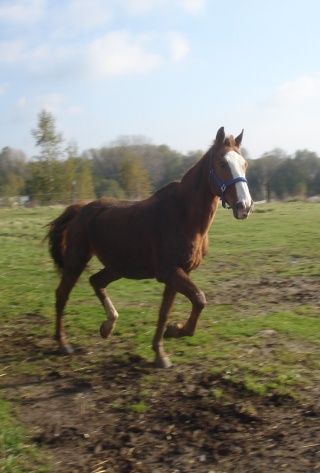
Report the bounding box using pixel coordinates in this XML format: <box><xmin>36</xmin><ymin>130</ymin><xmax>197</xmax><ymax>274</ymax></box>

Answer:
<box><xmin>46</xmin><ymin>127</ymin><xmax>253</xmax><ymax>368</ymax></box>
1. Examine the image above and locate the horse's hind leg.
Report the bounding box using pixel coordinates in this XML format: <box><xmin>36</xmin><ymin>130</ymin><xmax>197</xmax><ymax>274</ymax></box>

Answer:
<box><xmin>55</xmin><ymin>268</ymin><xmax>84</xmax><ymax>355</ymax></box>
<box><xmin>89</xmin><ymin>268</ymin><xmax>120</xmax><ymax>339</ymax></box>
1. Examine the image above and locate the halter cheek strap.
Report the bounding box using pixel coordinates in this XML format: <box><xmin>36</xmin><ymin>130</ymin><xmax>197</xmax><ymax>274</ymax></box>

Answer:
<box><xmin>209</xmin><ymin>150</ymin><xmax>248</xmax><ymax>209</ymax></box>
<box><xmin>210</xmin><ymin>170</ymin><xmax>248</xmax><ymax>209</ymax></box>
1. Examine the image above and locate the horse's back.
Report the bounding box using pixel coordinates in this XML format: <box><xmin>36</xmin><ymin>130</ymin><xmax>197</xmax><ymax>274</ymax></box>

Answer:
<box><xmin>66</xmin><ymin>183</ymin><xmax>200</xmax><ymax>279</ymax></box>
<box><xmin>79</xmin><ymin>197</ymin><xmax>159</xmax><ymax>279</ymax></box>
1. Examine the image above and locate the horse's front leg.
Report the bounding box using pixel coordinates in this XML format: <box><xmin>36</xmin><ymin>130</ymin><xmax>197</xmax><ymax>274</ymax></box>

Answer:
<box><xmin>163</xmin><ymin>268</ymin><xmax>207</xmax><ymax>339</ymax></box>
<box><xmin>152</xmin><ymin>285</ymin><xmax>176</xmax><ymax>368</ymax></box>
<box><xmin>89</xmin><ymin>268</ymin><xmax>120</xmax><ymax>338</ymax></box>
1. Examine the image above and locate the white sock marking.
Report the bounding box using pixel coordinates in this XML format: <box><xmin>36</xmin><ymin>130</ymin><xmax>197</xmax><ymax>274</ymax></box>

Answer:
<box><xmin>103</xmin><ymin>297</ymin><xmax>119</xmax><ymax>322</ymax></box>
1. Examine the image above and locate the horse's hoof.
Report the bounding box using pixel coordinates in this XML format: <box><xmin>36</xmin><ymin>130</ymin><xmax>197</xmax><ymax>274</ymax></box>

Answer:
<box><xmin>58</xmin><ymin>344</ymin><xmax>74</xmax><ymax>356</ymax></box>
<box><xmin>154</xmin><ymin>356</ymin><xmax>172</xmax><ymax>369</ymax></box>
<box><xmin>100</xmin><ymin>321</ymin><xmax>114</xmax><ymax>339</ymax></box>
<box><xmin>163</xmin><ymin>323</ymin><xmax>184</xmax><ymax>339</ymax></box>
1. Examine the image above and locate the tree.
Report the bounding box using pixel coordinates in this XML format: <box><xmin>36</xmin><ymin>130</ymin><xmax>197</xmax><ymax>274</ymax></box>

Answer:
<box><xmin>29</xmin><ymin>110</ymin><xmax>65</xmax><ymax>203</ymax></box>
<box><xmin>153</xmin><ymin>144</ymin><xmax>188</xmax><ymax>189</ymax></box>
<box><xmin>64</xmin><ymin>142</ymin><xmax>95</xmax><ymax>202</ymax></box>
<box><xmin>28</xmin><ymin>111</ymin><xmax>95</xmax><ymax>204</ymax></box>
<box><xmin>31</xmin><ymin>110</ymin><xmax>63</xmax><ymax>160</ymax></box>
<box><xmin>94</xmin><ymin>179</ymin><xmax>126</xmax><ymax>199</ymax></box>
<box><xmin>88</xmin><ymin>136</ymin><xmax>203</xmax><ymax>198</ymax></box>
<box><xmin>293</xmin><ymin>150</ymin><xmax>320</xmax><ymax>196</ymax></box>
<box><xmin>247</xmin><ymin>149</ymin><xmax>287</xmax><ymax>201</ymax></box>
<box><xmin>0</xmin><ymin>147</ymin><xmax>27</xmax><ymax>197</ymax></box>
<box><xmin>120</xmin><ymin>156</ymin><xmax>152</xmax><ymax>199</ymax></box>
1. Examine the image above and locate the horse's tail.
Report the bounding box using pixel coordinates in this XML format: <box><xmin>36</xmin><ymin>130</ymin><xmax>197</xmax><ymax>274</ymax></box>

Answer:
<box><xmin>45</xmin><ymin>203</ymin><xmax>85</xmax><ymax>273</ymax></box>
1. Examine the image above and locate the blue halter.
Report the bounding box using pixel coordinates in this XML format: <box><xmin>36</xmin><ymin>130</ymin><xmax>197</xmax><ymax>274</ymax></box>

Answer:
<box><xmin>209</xmin><ymin>150</ymin><xmax>248</xmax><ymax>209</ymax></box>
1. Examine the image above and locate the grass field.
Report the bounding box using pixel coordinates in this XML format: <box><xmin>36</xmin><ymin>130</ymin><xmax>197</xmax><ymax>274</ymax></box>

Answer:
<box><xmin>0</xmin><ymin>201</ymin><xmax>320</xmax><ymax>472</ymax></box>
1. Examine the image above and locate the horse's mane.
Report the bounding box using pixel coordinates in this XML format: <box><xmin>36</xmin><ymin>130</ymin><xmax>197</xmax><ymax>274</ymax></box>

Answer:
<box><xmin>178</xmin><ymin>134</ymin><xmax>238</xmax><ymax>188</ymax></box>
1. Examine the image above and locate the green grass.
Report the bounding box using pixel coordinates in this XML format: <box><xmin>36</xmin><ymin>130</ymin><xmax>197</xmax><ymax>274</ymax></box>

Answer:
<box><xmin>0</xmin><ymin>399</ymin><xmax>49</xmax><ymax>473</ymax></box>
<box><xmin>1</xmin><ymin>202</ymin><xmax>320</xmax><ymax>470</ymax></box>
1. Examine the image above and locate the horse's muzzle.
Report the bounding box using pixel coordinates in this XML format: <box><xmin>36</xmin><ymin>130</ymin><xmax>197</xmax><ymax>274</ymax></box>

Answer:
<box><xmin>234</xmin><ymin>200</ymin><xmax>254</xmax><ymax>219</ymax></box>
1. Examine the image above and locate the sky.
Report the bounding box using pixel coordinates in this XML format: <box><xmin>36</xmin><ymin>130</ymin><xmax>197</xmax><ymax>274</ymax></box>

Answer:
<box><xmin>1</xmin><ymin>0</ymin><xmax>320</xmax><ymax>160</ymax></box>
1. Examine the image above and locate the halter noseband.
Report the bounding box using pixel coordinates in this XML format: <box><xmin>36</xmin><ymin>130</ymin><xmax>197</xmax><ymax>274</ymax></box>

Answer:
<box><xmin>209</xmin><ymin>150</ymin><xmax>248</xmax><ymax>209</ymax></box>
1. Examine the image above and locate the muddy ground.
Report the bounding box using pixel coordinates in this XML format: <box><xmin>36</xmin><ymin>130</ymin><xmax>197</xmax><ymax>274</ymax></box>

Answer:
<box><xmin>2</xmin><ymin>277</ymin><xmax>320</xmax><ymax>473</ymax></box>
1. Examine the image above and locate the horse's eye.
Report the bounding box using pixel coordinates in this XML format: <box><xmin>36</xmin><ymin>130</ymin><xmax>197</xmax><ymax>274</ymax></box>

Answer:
<box><xmin>219</xmin><ymin>161</ymin><xmax>226</xmax><ymax>169</ymax></box>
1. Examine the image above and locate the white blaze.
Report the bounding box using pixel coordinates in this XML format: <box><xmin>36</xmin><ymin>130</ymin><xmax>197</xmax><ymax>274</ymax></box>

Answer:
<box><xmin>225</xmin><ymin>150</ymin><xmax>251</xmax><ymax>204</ymax></box>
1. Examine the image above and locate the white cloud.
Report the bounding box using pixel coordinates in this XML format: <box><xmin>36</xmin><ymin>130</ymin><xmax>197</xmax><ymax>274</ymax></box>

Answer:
<box><xmin>120</xmin><ymin>0</ymin><xmax>163</xmax><ymax>13</ymax></box>
<box><xmin>240</xmin><ymin>76</ymin><xmax>320</xmax><ymax>158</ymax></box>
<box><xmin>0</xmin><ymin>39</ymin><xmax>50</xmax><ymax>68</ymax></box>
<box><xmin>85</xmin><ymin>30</ymin><xmax>161</xmax><ymax>79</ymax></box>
<box><xmin>119</xmin><ymin>0</ymin><xmax>206</xmax><ymax>14</ymax></box>
<box><xmin>0</xmin><ymin>28</ymin><xmax>188</xmax><ymax>81</ymax></box>
<box><xmin>0</xmin><ymin>0</ymin><xmax>46</xmax><ymax>24</ymax></box>
<box><xmin>84</xmin><ymin>30</ymin><xmax>189</xmax><ymax>79</ymax></box>
<box><xmin>269</xmin><ymin>76</ymin><xmax>320</xmax><ymax>108</ymax></box>
<box><xmin>177</xmin><ymin>0</ymin><xmax>206</xmax><ymax>13</ymax></box>
<box><xmin>16</xmin><ymin>93</ymin><xmax>66</xmax><ymax>114</ymax></box>
<box><xmin>0</xmin><ymin>0</ymin><xmax>193</xmax><ymax>80</ymax></box>
<box><xmin>167</xmin><ymin>32</ymin><xmax>189</xmax><ymax>61</ymax></box>
<box><xmin>14</xmin><ymin>93</ymin><xmax>84</xmax><ymax>134</ymax></box>
<box><xmin>54</xmin><ymin>0</ymin><xmax>113</xmax><ymax>35</ymax></box>
<box><xmin>0</xmin><ymin>40</ymin><xmax>26</xmax><ymax>64</ymax></box>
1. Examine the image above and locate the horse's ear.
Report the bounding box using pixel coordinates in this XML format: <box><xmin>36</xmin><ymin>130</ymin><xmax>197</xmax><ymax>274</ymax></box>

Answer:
<box><xmin>215</xmin><ymin>127</ymin><xmax>225</xmax><ymax>147</ymax></box>
<box><xmin>235</xmin><ymin>129</ymin><xmax>244</xmax><ymax>148</ymax></box>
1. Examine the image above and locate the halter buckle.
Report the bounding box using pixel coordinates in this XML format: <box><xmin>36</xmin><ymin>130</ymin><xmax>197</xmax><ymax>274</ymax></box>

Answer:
<box><xmin>221</xmin><ymin>184</ymin><xmax>226</xmax><ymax>192</ymax></box>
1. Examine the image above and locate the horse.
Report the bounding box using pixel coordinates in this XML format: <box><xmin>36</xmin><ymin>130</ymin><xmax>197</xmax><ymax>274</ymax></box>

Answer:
<box><xmin>46</xmin><ymin>127</ymin><xmax>253</xmax><ymax>368</ymax></box>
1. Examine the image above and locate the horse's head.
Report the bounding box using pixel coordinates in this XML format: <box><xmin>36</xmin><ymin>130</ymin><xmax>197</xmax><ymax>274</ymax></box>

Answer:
<box><xmin>210</xmin><ymin>127</ymin><xmax>253</xmax><ymax>219</ymax></box>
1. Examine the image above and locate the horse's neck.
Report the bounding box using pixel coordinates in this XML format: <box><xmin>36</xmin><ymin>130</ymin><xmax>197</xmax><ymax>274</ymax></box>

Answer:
<box><xmin>178</xmin><ymin>153</ymin><xmax>219</xmax><ymax>235</ymax></box>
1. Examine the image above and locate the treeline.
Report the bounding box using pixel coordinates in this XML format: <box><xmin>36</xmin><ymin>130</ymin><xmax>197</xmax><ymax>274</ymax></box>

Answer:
<box><xmin>1</xmin><ymin>110</ymin><xmax>320</xmax><ymax>205</ymax></box>
<box><xmin>0</xmin><ymin>110</ymin><xmax>201</xmax><ymax>205</ymax></box>
<box><xmin>247</xmin><ymin>148</ymin><xmax>320</xmax><ymax>201</ymax></box>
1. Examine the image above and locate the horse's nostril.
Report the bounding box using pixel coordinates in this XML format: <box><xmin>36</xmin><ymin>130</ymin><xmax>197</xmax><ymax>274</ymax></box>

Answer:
<box><xmin>236</xmin><ymin>202</ymin><xmax>245</xmax><ymax>210</ymax></box>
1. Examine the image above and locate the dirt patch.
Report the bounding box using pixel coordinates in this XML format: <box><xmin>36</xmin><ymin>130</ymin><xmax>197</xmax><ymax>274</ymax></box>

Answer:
<box><xmin>6</xmin><ymin>356</ymin><xmax>320</xmax><ymax>473</ymax></box>
<box><xmin>1</xmin><ymin>278</ymin><xmax>320</xmax><ymax>472</ymax></box>
<box><xmin>209</xmin><ymin>276</ymin><xmax>320</xmax><ymax>313</ymax></box>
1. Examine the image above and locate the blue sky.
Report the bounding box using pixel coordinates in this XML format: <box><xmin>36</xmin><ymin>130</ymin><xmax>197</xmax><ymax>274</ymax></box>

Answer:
<box><xmin>1</xmin><ymin>0</ymin><xmax>320</xmax><ymax>159</ymax></box>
